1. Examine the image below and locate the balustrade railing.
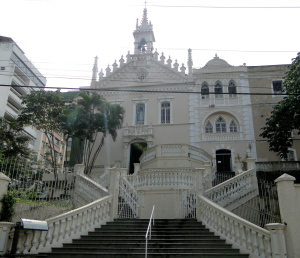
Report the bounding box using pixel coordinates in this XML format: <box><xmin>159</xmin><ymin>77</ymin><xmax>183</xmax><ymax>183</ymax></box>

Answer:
<box><xmin>161</xmin><ymin>145</ymin><xmax>183</xmax><ymax>156</ymax></box>
<box><xmin>73</xmin><ymin>174</ymin><xmax>108</xmax><ymax>207</ymax></box>
<box><xmin>140</xmin><ymin>147</ymin><xmax>156</xmax><ymax>164</ymax></box>
<box><xmin>204</xmin><ymin>169</ymin><xmax>258</xmax><ymax>210</ymax></box>
<box><xmin>256</xmin><ymin>161</ymin><xmax>300</xmax><ymax>172</ymax></box>
<box><xmin>118</xmin><ymin>177</ymin><xmax>139</xmax><ymax>218</ymax></box>
<box><xmin>98</xmin><ymin>172</ymin><xmax>109</xmax><ymax>189</ymax></box>
<box><xmin>6</xmin><ymin>196</ymin><xmax>113</xmax><ymax>254</ymax></box>
<box><xmin>202</xmin><ymin>132</ymin><xmax>241</xmax><ymax>142</ymax></box>
<box><xmin>198</xmin><ymin>195</ymin><xmax>273</xmax><ymax>258</ymax></box>
<box><xmin>139</xmin><ymin>144</ymin><xmax>212</xmax><ymax>165</ymax></box>
<box><xmin>188</xmin><ymin>146</ymin><xmax>213</xmax><ymax>162</ymax></box>
<box><xmin>126</xmin><ymin>169</ymin><xmax>195</xmax><ymax>189</ymax></box>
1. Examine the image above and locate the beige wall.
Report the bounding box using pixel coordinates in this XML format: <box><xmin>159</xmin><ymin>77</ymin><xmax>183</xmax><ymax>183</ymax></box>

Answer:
<box><xmin>248</xmin><ymin>65</ymin><xmax>300</xmax><ymax>161</ymax></box>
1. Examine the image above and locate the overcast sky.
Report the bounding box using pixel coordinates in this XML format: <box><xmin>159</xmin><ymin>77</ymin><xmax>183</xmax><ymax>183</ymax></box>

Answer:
<box><xmin>1</xmin><ymin>0</ymin><xmax>299</xmax><ymax>90</ymax></box>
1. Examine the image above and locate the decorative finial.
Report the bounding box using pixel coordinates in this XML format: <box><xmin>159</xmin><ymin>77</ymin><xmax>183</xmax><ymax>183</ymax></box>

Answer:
<box><xmin>92</xmin><ymin>56</ymin><xmax>98</xmax><ymax>81</ymax></box>
<box><xmin>144</xmin><ymin>0</ymin><xmax>148</xmax><ymax>8</ymax></box>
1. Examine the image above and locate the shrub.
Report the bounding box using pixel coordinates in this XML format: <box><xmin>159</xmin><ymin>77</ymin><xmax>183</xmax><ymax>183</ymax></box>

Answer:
<box><xmin>0</xmin><ymin>191</ymin><xmax>17</xmax><ymax>222</ymax></box>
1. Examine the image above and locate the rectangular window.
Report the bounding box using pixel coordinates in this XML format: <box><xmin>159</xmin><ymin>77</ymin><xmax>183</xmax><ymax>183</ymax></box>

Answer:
<box><xmin>272</xmin><ymin>80</ymin><xmax>283</xmax><ymax>95</ymax></box>
<box><xmin>161</xmin><ymin>102</ymin><xmax>170</xmax><ymax>124</ymax></box>
<box><xmin>136</xmin><ymin>104</ymin><xmax>145</xmax><ymax>124</ymax></box>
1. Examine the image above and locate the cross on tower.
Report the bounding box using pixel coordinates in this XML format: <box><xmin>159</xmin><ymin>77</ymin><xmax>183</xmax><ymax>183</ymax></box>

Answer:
<box><xmin>144</xmin><ymin>0</ymin><xmax>148</xmax><ymax>8</ymax></box>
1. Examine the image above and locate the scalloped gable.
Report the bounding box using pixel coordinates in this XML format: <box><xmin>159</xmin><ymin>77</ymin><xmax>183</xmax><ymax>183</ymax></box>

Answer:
<box><xmin>95</xmin><ymin>55</ymin><xmax>189</xmax><ymax>89</ymax></box>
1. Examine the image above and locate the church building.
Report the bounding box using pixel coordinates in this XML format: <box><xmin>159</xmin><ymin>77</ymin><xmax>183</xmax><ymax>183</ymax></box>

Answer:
<box><xmin>88</xmin><ymin>8</ymin><xmax>297</xmax><ymax>174</ymax></box>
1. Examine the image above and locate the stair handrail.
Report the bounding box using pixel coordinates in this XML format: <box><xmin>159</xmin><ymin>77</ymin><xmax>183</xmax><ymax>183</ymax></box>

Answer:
<box><xmin>145</xmin><ymin>205</ymin><xmax>155</xmax><ymax>258</ymax></box>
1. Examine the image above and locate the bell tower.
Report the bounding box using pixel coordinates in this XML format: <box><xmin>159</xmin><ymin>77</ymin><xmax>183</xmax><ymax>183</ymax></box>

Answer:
<box><xmin>133</xmin><ymin>8</ymin><xmax>155</xmax><ymax>54</ymax></box>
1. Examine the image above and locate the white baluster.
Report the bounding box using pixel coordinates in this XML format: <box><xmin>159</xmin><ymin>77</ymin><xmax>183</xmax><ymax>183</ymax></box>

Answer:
<box><xmin>265</xmin><ymin>236</ymin><xmax>272</xmax><ymax>258</ymax></box>
<box><xmin>85</xmin><ymin>210</ymin><xmax>91</xmax><ymax>230</ymax></box>
<box><xmin>45</xmin><ymin>223</ymin><xmax>53</xmax><ymax>247</ymax></box>
<box><xmin>245</xmin><ymin>227</ymin><xmax>252</xmax><ymax>252</ymax></box>
<box><xmin>76</xmin><ymin>213</ymin><xmax>83</xmax><ymax>233</ymax></box>
<box><xmin>240</xmin><ymin>225</ymin><xmax>247</xmax><ymax>249</ymax></box>
<box><xmin>22</xmin><ymin>230</ymin><xmax>32</xmax><ymax>254</ymax></box>
<box><xmin>251</xmin><ymin>230</ymin><xmax>259</xmax><ymax>255</ymax></box>
<box><xmin>57</xmin><ymin>219</ymin><xmax>65</xmax><ymax>242</ymax></box>
<box><xmin>51</xmin><ymin>221</ymin><xmax>60</xmax><ymax>244</ymax></box>
<box><xmin>69</xmin><ymin>215</ymin><xmax>77</xmax><ymax>237</ymax></box>
<box><xmin>37</xmin><ymin>230</ymin><xmax>47</xmax><ymax>249</ymax></box>
<box><xmin>258</xmin><ymin>233</ymin><xmax>266</xmax><ymax>258</ymax></box>
<box><xmin>63</xmin><ymin>217</ymin><xmax>71</xmax><ymax>240</ymax></box>
<box><xmin>30</xmin><ymin>230</ymin><xmax>38</xmax><ymax>252</ymax></box>
<box><xmin>232</xmin><ymin>222</ymin><xmax>239</xmax><ymax>246</ymax></box>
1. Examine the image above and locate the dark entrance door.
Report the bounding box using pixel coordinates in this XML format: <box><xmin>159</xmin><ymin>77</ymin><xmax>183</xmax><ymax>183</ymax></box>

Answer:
<box><xmin>216</xmin><ymin>149</ymin><xmax>231</xmax><ymax>172</ymax></box>
<box><xmin>129</xmin><ymin>142</ymin><xmax>147</xmax><ymax>174</ymax></box>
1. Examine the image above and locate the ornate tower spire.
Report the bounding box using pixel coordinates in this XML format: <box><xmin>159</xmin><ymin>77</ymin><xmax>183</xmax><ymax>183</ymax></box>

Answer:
<box><xmin>133</xmin><ymin>8</ymin><xmax>155</xmax><ymax>54</ymax></box>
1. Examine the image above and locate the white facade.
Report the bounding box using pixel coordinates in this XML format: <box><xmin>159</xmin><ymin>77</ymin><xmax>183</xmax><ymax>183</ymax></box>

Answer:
<box><xmin>88</xmin><ymin>8</ymin><xmax>294</xmax><ymax>173</ymax></box>
<box><xmin>0</xmin><ymin>36</ymin><xmax>46</xmax><ymax>153</ymax></box>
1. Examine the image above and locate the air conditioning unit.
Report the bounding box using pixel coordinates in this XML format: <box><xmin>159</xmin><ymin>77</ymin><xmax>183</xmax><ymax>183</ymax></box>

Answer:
<box><xmin>209</xmin><ymin>104</ymin><xmax>215</xmax><ymax>108</ymax></box>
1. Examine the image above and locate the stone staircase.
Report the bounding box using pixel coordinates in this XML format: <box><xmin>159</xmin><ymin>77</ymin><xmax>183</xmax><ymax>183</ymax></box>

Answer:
<box><xmin>40</xmin><ymin>219</ymin><xmax>249</xmax><ymax>258</ymax></box>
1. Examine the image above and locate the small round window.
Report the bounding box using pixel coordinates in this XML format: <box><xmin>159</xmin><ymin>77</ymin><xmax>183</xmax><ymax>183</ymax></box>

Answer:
<box><xmin>137</xmin><ymin>68</ymin><xmax>149</xmax><ymax>81</ymax></box>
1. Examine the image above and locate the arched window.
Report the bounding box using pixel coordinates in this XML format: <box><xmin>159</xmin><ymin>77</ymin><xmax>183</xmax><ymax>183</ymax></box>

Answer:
<box><xmin>201</xmin><ymin>84</ymin><xmax>209</xmax><ymax>99</ymax></box>
<box><xmin>161</xmin><ymin>102</ymin><xmax>170</xmax><ymax>124</ymax></box>
<box><xmin>229</xmin><ymin>120</ymin><xmax>237</xmax><ymax>132</ymax></box>
<box><xmin>136</xmin><ymin>104</ymin><xmax>145</xmax><ymax>124</ymax></box>
<box><xmin>205</xmin><ymin>121</ymin><xmax>213</xmax><ymax>133</ymax></box>
<box><xmin>214</xmin><ymin>83</ymin><xmax>223</xmax><ymax>98</ymax></box>
<box><xmin>138</xmin><ymin>38</ymin><xmax>147</xmax><ymax>52</ymax></box>
<box><xmin>216</xmin><ymin>116</ymin><xmax>226</xmax><ymax>133</ymax></box>
<box><xmin>228</xmin><ymin>82</ymin><xmax>237</xmax><ymax>97</ymax></box>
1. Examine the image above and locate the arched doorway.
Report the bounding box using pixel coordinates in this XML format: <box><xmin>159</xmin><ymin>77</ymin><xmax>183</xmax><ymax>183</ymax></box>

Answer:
<box><xmin>216</xmin><ymin>149</ymin><xmax>232</xmax><ymax>172</ymax></box>
<box><xmin>129</xmin><ymin>142</ymin><xmax>147</xmax><ymax>174</ymax></box>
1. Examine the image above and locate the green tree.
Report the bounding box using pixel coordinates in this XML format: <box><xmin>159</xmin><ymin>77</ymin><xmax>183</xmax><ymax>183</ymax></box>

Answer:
<box><xmin>75</xmin><ymin>92</ymin><xmax>124</xmax><ymax>175</ymax></box>
<box><xmin>18</xmin><ymin>90</ymin><xmax>69</xmax><ymax>179</ymax></box>
<box><xmin>0</xmin><ymin>117</ymin><xmax>31</xmax><ymax>158</ymax></box>
<box><xmin>260</xmin><ymin>53</ymin><xmax>300</xmax><ymax>159</ymax></box>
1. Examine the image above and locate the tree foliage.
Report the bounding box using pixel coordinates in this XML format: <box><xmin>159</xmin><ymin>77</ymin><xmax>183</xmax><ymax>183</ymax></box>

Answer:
<box><xmin>260</xmin><ymin>53</ymin><xmax>300</xmax><ymax>158</ymax></box>
<box><xmin>73</xmin><ymin>92</ymin><xmax>125</xmax><ymax>175</ymax></box>
<box><xmin>18</xmin><ymin>90</ymin><xmax>69</xmax><ymax>178</ymax></box>
<box><xmin>0</xmin><ymin>117</ymin><xmax>31</xmax><ymax>158</ymax></box>
<box><xmin>17</xmin><ymin>90</ymin><xmax>124</xmax><ymax>176</ymax></box>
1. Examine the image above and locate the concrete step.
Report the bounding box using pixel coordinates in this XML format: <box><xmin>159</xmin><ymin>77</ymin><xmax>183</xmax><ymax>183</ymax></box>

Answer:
<box><xmin>41</xmin><ymin>253</ymin><xmax>249</xmax><ymax>258</ymax></box>
<box><xmin>51</xmin><ymin>247</ymin><xmax>242</xmax><ymax>254</ymax></box>
<box><xmin>39</xmin><ymin>219</ymin><xmax>249</xmax><ymax>258</ymax></box>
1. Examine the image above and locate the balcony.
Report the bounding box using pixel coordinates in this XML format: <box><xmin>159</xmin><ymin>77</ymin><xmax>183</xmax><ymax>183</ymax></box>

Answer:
<box><xmin>202</xmin><ymin>132</ymin><xmax>242</xmax><ymax>142</ymax></box>
<box><xmin>123</xmin><ymin>124</ymin><xmax>153</xmax><ymax>136</ymax></box>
